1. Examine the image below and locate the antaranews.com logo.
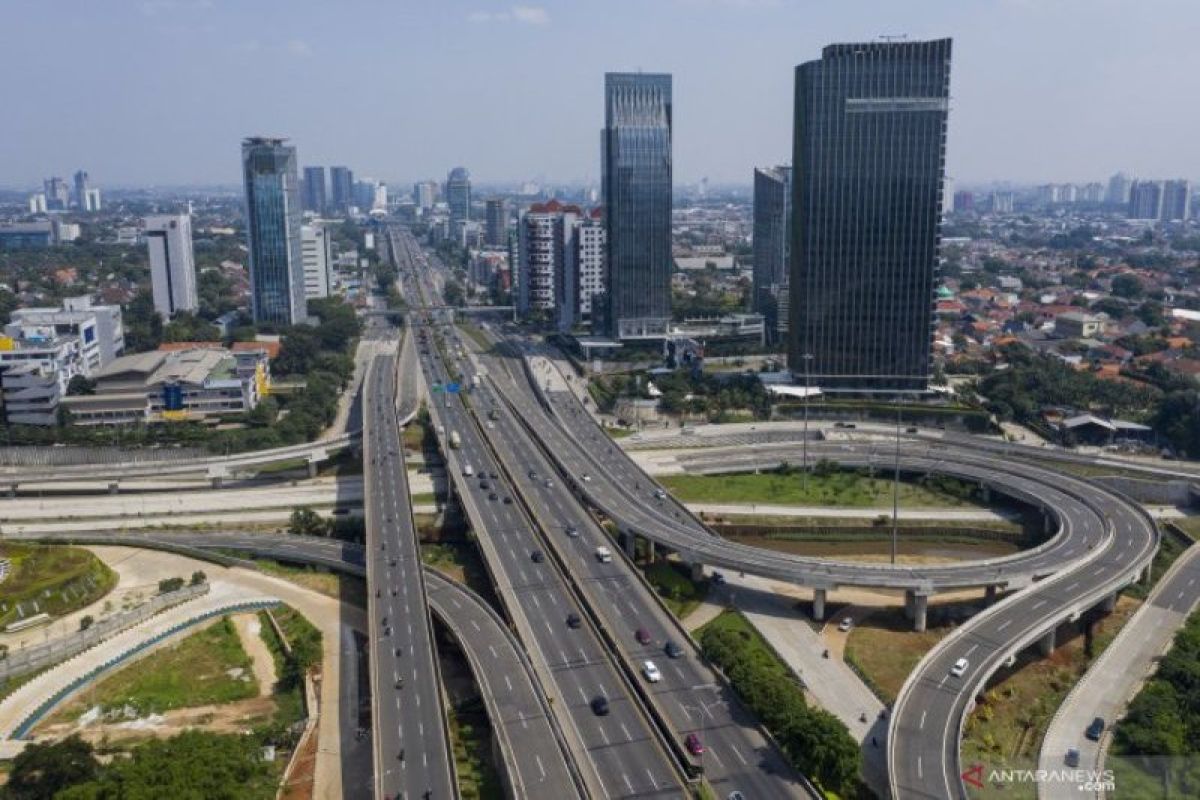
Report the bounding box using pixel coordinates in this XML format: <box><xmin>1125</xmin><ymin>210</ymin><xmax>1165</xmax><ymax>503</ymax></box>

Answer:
<box><xmin>962</xmin><ymin>763</ymin><xmax>1116</xmax><ymax>793</ymax></box>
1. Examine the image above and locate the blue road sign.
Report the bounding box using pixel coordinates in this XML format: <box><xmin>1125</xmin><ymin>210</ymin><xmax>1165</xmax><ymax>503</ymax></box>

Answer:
<box><xmin>445</xmin><ymin>383</ymin><xmax>461</xmax><ymax>394</ymax></box>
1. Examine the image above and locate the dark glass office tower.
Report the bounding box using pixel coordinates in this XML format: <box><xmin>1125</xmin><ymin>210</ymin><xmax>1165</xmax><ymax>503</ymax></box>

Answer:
<box><xmin>329</xmin><ymin>166</ymin><xmax>354</xmax><ymax>212</ymax></box>
<box><xmin>753</xmin><ymin>166</ymin><xmax>792</xmax><ymax>311</ymax></box>
<box><xmin>602</xmin><ymin>72</ymin><xmax>672</xmax><ymax>339</ymax></box>
<box><xmin>302</xmin><ymin>166</ymin><xmax>327</xmax><ymax>213</ymax></box>
<box><xmin>242</xmin><ymin>137</ymin><xmax>307</xmax><ymax>325</ymax></box>
<box><xmin>788</xmin><ymin>39</ymin><xmax>951</xmax><ymax>392</ymax></box>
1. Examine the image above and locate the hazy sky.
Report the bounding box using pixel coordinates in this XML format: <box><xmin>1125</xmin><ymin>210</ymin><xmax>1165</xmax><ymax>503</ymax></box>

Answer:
<box><xmin>2</xmin><ymin>0</ymin><xmax>1197</xmax><ymax>188</ymax></box>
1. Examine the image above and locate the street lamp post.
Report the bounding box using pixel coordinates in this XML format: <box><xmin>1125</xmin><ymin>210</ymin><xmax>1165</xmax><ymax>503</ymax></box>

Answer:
<box><xmin>802</xmin><ymin>353</ymin><xmax>814</xmax><ymax>489</ymax></box>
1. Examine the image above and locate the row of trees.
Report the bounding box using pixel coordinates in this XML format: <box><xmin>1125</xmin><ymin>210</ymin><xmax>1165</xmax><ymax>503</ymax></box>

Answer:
<box><xmin>699</xmin><ymin>622</ymin><xmax>861</xmax><ymax>795</ymax></box>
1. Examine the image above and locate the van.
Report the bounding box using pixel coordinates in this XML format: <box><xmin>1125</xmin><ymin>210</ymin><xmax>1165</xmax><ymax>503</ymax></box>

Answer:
<box><xmin>463</xmin><ymin>464</ymin><xmax>474</xmax><ymax>477</ymax></box>
<box><xmin>595</xmin><ymin>546</ymin><xmax>612</xmax><ymax>563</ymax></box>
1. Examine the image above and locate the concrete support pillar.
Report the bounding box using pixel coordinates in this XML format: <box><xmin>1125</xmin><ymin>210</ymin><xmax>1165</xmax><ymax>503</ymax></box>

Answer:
<box><xmin>646</xmin><ymin>540</ymin><xmax>656</xmax><ymax>563</ymax></box>
<box><xmin>912</xmin><ymin>594</ymin><xmax>928</xmax><ymax>633</ymax></box>
<box><xmin>1038</xmin><ymin>628</ymin><xmax>1056</xmax><ymax>657</ymax></box>
<box><xmin>980</xmin><ymin>484</ymin><xmax>991</xmax><ymax>504</ymax></box>
<box><xmin>307</xmin><ymin>460</ymin><xmax>319</xmax><ymax>479</ymax></box>
<box><xmin>108</xmin><ymin>482</ymin><xmax>119</xmax><ymax>495</ymax></box>
<box><xmin>622</xmin><ymin>530</ymin><xmax>636</xmax><ymax>559</ymax></box>
<box><xmin>210</xmin><ymin>476</ymin><xmax>223</xmax><ymax>489</ymax></box>
<box><xmin>1044</xmin><ymin>512</ymin><xmax>1054</xmax><ymax>535</ymax></box>
<box><xmin>689</xmin><ymin>561</ymin><xmax>704</xmax><ymax>582</ymax></box>
<box><xmin>1100</xmin><ymin>592</ymin><xmax>1117</xmax><ymax>613</ymax></box>
<box><xmin>1142</xmin><ymin>564</ymin><xmax>1153</xmax><ymax>586</ymax></box>
<box><xmin>7</xmin><ymin>483</ymin><xmax>16</xmax><ymax>498</ymax></box>
<box><xmin>985</xmin><ymin>585</ymin><xmax>998</xmax><ymax>604</ymax></box>
<box><xmin>904</xmin><ymin>590</ymin><xmax>916</xmax><ymax>620</ymax></box>
<box><xmin>812</xmin><ymin>589</ymin><xmax>827</xmax><ymax>623</ymax></box>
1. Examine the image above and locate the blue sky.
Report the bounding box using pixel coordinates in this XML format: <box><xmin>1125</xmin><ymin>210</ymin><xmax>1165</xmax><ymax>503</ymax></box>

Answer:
<box><xmin>1</xmin><ymin>0</ymin><xmax>1196</xmax><ymax>187</ymax></box>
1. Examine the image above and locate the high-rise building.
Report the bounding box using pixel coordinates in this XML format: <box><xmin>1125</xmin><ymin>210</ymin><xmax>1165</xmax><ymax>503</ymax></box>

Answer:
<box><xmin>988</xmin><ymin>191</ymin><xmax>1014</xmax><ymax>214</ymax></box>
<box><xmin>302</xmin><ymin>166</ymin><xmax>327</xmax><ymax>213</ymax></box>
<box><xmin>413</xmin><ymin>181</ymin><xmax>437</xmax><ymax>211</ymax></box>
<box><xmin>329</xmin><ymin>166</ymin><xmax>354</xmax><ymax>213</ymax></box>
<box><xmin>752</xmin><ymin>166</ymin><xmax>792</xmax><ymax>314</ymax></box>
<box><xmin>952</xmin><ymin>190</ymin><xmax>974</xmax><ymax>213</ymax></box>
<box><xmin>485</xmin><ymin>198</ymin><xmax>508</xmax><ymax>247</ymax></box>
<box><xmin>1161</xmin><ymin>180</ymin><xmax>1191</xmax><ymax>221</ymax></box>
<box><xmin>44</xmin><ymin>177</ymin><xmax>69</xmax><ymax>210</ymax></box>
<box><xmin>28</xmin><ymin>193</ymin><xmax>47</xmax><ymax>214</ymax></box>
<box><xmin>83</xmin><ymin>188</ymin><xmax>101</xmax><ymax>212</ymax></box>
<box><xmin>575</xmin><ymin>210</ymin><xmax>606</xmax><ymax>321</ymax></box>
<box><xmin>788</xmin><ymin>39</ymin><xmax>952</xmax><ymax>392</ymax></box>
<box><xmin>602</xmin><ymin>72</ymin><xmax>673</xmax><ymax>339</ymax></box>
<box><xmin>242</xmin><ymin>136</ymin><xmax>307</xmax><ymax>325</ymax></box>
<box><xmin>145</xmin><ymin>214</ymin><xmax>198</xmax><ymax>319</ymax></box>
<box><xmin>517</xmin><ymin>200</ymin><xmax>581</xmax><ymax>328</ymax></box>
<box><xmin>73</xmin><ymin>170</ymin><xmax>90</xmax><ymax>210</ymax></box>
<box><xmin>446</xmin><ymin>167</ymin><xmax>472</xmax><ymax>230</ymax></box>
<box><xmin>301</xmin><ymin>224</ymin><xmax>333</xmax><ymax>298</ymax></box>
<box><xmin>1128</xmin><ymin>180</ymin><xmax>1163</xmax><ymax>220</ymax></box>
<box><xmin>1079</xmin><ymin>182</ymin><xmax>1106</xmax><ymax>203</ymax></box>
<box><xmin>1106</xmin><ymin>172</ymin><xmax>1133</xmax><ymax>205</ymax></box>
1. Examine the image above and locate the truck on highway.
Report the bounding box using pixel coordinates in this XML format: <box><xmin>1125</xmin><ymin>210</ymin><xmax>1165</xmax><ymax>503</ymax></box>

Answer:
<box><xmin>594</xmin><ymin>546</ymin><xmax>613</xmax><ymax>563</ymax></box>
<box><xmin>463</xmin><ymin>464</ymin><xmax>474</xmax><ymax>477</ymax></box>
<box><xmin>449</xmin><ymin>430</ymin><xmax>462</xmax><ymax>449</ymax></box>
<box><xmin>471</xmin><ymin>374</ymin><xmax>481</xmax><ymax>389</ymax></box>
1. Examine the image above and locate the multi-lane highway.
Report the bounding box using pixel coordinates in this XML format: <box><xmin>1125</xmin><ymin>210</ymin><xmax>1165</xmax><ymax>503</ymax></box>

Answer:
<box><xmin>363</xmin><ymin>352</ymin><xmax>455</xmax><ymax>800</ymax></box>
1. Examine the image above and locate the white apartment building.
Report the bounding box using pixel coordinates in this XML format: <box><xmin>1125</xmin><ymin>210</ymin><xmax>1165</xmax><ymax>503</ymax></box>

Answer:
<box><xmin>574</xmin><ymin>213</ymin><xmax>605</xmax><ymax>320</ymax></box>
<box><xmin>301</xmin><ymin>224</ymin><xmax>333</xmax><ymax>299</ymax></box>
<box><xmin>145</xmin><ymin>214</ymin><xmax>198</xmax><ymax>318</ymax></box>
<box><xmin>7</xmin><ymin>296</ymin><xmax>125</xmax><ymax>375</ymax></box>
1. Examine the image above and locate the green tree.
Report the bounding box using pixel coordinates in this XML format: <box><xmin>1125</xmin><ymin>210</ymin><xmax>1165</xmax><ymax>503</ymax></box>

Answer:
<box><xmin>3</xmin><ymin>734</ymin><xmax>99</xmax><ymax>800</ymax></box>
<box><xmin>123</xmin><ymin>290</ymin><xmax>163</xmax><ymax>352</ymax></box>
<box><xmin>1111</xmin><ymin>273</ymin><xmax>1144</xmax><ymax>299</ymax></box>
<box><xmin>288</xmin><ymin>507</ymin><xmax>329</xmax><ymax>537</ymax></box>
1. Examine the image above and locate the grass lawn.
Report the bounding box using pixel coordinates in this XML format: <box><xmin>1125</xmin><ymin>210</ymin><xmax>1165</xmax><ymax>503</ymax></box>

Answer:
<box><xmin>659</xmin><ymin>469</ymin><xmax>986</xmax><ymax>509</ymax></box>
<box><xmin>456</xmin><ymin>323</ymin><xmax>492</xmax><ymax>353</ymax></box>
<box><xmin>696</xmin><ymin>609</ymin><xmax>792</xmax><ymax>683</ymax></box>
<box><xmin>844</xmin><ymin>609</ymin><xmax>954</xmax><ymax>704</ymax></box>
<box><xmin>52</xmin><ymin>615</ymin><xmax>258</xmax><ymax>719</ymax></box>
<box><xmin>252</xmin><ymin>559</ymin><xmax>366</xmax><ymax>608</ymax></box>
<box><xmin>606</xmin><ymin>427</ymin><xmax>637</xmax><ymax>439</ymax></box>
<box><xmin>1168</xmin><ymin>515</ymin><xmax>1200</xmax><ymax>539</ymax></box>
<box><xmin>256</xmin><ymin>611</ymin><xmax>305</xmax><ymax>730</ymax></box>
<box><xmin>1126</xmin><ymin>524</ymin><xmax>1192</xmax><ymax>601</ymax></box>
<box><xmin>960</xmin><ymin>596</ymin><xmax>1141</xmax><ymax>799</ymax></box>
<box><xmin>410</xmin><ymin>492</ymin><xmax>437</xmax><ymax>505</ymax></box>
<box><xmin>643</xmin><ymin>561</ymin><xmax>709</xmax><ymax>618</ymax></box>
<box><xmin>0</xmin><ymin>543</ymin><xmax>117</xmax><ymax>629</ymax></box>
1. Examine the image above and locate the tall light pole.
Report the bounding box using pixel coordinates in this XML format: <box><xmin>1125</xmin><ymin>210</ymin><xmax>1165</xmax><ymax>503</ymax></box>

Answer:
<box><xmin>891</xmin><ymin>394</ymin><xmax>902</xmax><ymax>565</ymax></box>
<box><xmin>802</xmin><ymin>352</ymin><xmax>814</xmax><ymax>489</ymax></box>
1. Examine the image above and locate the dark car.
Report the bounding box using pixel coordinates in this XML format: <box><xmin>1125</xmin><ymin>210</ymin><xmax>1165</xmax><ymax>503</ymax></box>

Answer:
<box><xmin>531</xmin><ymin>550</ymin><xmax>545</xmax><ymax>563</ymax></box>
<box><xmin>488</xmin><ymin>492</ymin><xmax>498</xmax><ymax>501</ymax></box>
<box><xmin>489</xmin><ymin>471</ymin><xmax>499</xmax><ymax>479</ymax></box>
<box><xmin>1086</xmin><ymin>717</ymin><xmax>1105</xmax><ymax>741</ymax></box>
<box><xmin>565</xmin><ymin>525</ymin><xmax>579</xmax><ymax>537</ymax></box>
<box><xmin>711</xmin><ymin>572</ymin><xmax>726</xmax><ymax>586</ymax></box>
<box><xmin>479</xmin><ymin>480</ymin><xmax>490</xmax><ymax>490</ymax></box>
<box><xmin>664</xmin><ymin>640</ymin><xmax>684</xmax><ymax>659</ymax></box>
<box><xmin>685</xmin><ymin>733</ymin><xmax>704</xmax><ymax>755</ymax></box>
<box><xmin>566</xmin><ymin>613</ymin><xmax>582</xmax><ymax>629</ymax></box>
<box><xmin>591</xmin><ymin>695</ymin><xmax>610</xmax><ymax>716</ymax></box>
<box><xmin>502</xmin><ymin>496</ymin><xmax>514</xmax><ymax>505</ymax></box>
<box><xmin>635</xmin><ymin>628</ymin><xmax>652</xmax><ymax>645</ymax></box>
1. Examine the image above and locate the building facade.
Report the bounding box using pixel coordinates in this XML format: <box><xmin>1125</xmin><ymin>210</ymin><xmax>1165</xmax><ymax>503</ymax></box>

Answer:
<box><xmin>602</xmin><ymin>72</ymin><xmax>673</xmax><ymax>339</ymax></box>
<box><xmin>1161</xmin><ymin>180</ymin><xmax>1191</xmax><ymax>221</ymax></box>
<box><xmin>446</xmin><ymin>167</ymin><xmax>472</xmax><ymax>231</ymax></box>
<box><xmin>788</xmin><ymin>39</ymin><xmax>952</xmax><ymax>392</ymax></box>
<box><xmin>145</xmin><ymin>214</ymin><xmax>198</xmax><ymax>319</ymax></box>
<box><xmin>575</xmin><ymin>211</ymin><xmax>606</xmax><ymax>321</ymax></box>
<box><xmin>302</xmin><ymin>166</ymin><xmax>327</xmax><ymax>213</ymax></box>
<box><xmin>242</xmin><ymin>136</ymin><xmax>307</xmax><ymax>325</ymax></box>
<box><xmin>44</xmin><ymin>177</ymin><xmax>69</xmax><ymax>210</ymax></box>
<box><xmin>329</xmin><ymin>166</ymin><xmax>354</xmax><ymax>213</ymax></box>
<box><xmin>752</xmin><ymin>165</ymin><xmax>792</xmax><ymax>316</ymax></box>
<box><xmin>301</xmin><ymin>224</ymin><xmax>333</xmax><ymax>299</ymax></box>
<box><xmin>73</xmin><ymin>170</ymin><xmax>90</xmax><ymax>210</ymax></box>
<box><xmin>1128</xmin><ymin>180</ymin><xmax>1163</xmax><ymax>220</ymax></box>
<box><xmin>8</xmin><ymin>296</ymin><xmax>125</xmax><ymax>374</ymax></box>
<box><xmin>485</xmin><ymin>198</ymin><xmax>508</xmax><ymax>247</ymax></box>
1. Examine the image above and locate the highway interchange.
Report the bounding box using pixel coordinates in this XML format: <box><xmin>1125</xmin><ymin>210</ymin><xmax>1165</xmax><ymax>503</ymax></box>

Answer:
<box><xmin>2</xmin><ymin>221</ymin><xmax>1189</xmax><ymax>800</ymax></box>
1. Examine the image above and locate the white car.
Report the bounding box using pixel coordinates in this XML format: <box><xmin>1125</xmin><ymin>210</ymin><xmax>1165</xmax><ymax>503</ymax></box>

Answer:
<box><xmin>950</xmin><ymin>658</ymin><xmax>970</xmax><ymax>677</ymax></box>
<box><xmin>838</xmin><ymin>618</ymin><xmax>853</xmax><ymax>633</ymax></box>
<box><xmin>642</xmin><ymin>661</ymin><xmax>662</xmax><ymax>683</ymax></box>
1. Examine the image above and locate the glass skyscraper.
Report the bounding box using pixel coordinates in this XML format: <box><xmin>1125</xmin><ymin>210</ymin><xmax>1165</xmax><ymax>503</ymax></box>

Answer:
<box><xmin>302</xmin><ymin>166</ymin><xmax>327</xmax><ymax>213</ymax></box>
<box><xmin>753</xmin><ymin>166</ymin><xmax>792</xmax><ymax>310</ymax></box>
<box><xmin>446</xmin><ymin>167</ymin><xmax>472</xmax><ymax>233</ymax></box>
<box><xmin>242</xmin><ymin>137</ymin><xmax>307</xmax><ymax>326</ymax></box>
<box><xmin>602</xmin><ymin>72</ymin><xmax>672</xmax><ymax>339</ymax></box>
<box><xmin>788</xmin><ymin>39</ymin><xmax>952</xmax><ymax>392</ymax></box>
<box><xmin>329</xmin><ymin>166</ymin><xmax>354</xmax><ymax>212</ymax></box>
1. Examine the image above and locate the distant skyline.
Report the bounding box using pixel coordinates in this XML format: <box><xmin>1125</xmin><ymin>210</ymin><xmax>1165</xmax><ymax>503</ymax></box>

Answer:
<box><xmin>2</xmin><ymin>0</ymin><xmax>1197</xmax><ymax>188</ymax></box>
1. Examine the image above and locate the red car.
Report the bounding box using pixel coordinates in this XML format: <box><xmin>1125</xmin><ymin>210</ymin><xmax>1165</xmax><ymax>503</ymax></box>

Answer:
<box><xmin>635</xmin><ymin>628</ymin><xmax>652</xmax><ymax>645</ymax></box>
<box><xmin>685</xmin><ymin>733</ymin><xmax>704</xmax><ymax>756</ymax></box>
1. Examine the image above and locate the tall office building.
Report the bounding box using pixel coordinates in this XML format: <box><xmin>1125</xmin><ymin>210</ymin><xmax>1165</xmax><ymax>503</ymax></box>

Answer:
<box><xmin>242</xmin><ymin>137</ymin><xmax>307</xmax><ymax>325</ymax></box>
<box><xmin>301</xmin><ymin>224</ymin><xmax>333</xmax><ymax>298</ymax></box>
<box><xmin>144</xmin><ymin>214</ymin><xmax>198</xmax><ymax>319</ymax></box>
<box><xmin>446</xmin><ymin>167</ymin><xmax>472</xmax><ymax>230</ymax></box>
<box><xmin>302</xmin><ymin>166</ymin><xmax>327</xmax><ymax>213</ymax></box>
<box><xmin>1106</xmin><ymin>172</ymin><xmax>1133</xmax><ymax>205</ymax></box>
<box><xmin>44</xmin><ymin>177</ymin><xmax>69</xmax><ymax>210</ymax></box>
<box><xmin>485</xmin><ymin>198</ymin><xmax>508</xmax><ymax>246</ymax></box>
<box><xmin>73</xmin><ymin>170</ymin><xmax>90</xmax><ymax>210</ymax></box>
<box><xmin>602</xmin><ymin>72</ymin><xmax>673</xmax><ymax>339</ymax></box>
<box><xmin>788</xmin><ymin>39</ymin><xmax>952</xmax><ymax>392</ymax></box>
<box><xmin>413</xmin><ymin>180</ymin><xmax>437</xmax><ymax>211</ymax></box>
<box><xmin>1128</xmin><ymin>180</ymin><xmax>1163</xmax><ymax>220</ymax></box>
<box><xmin>951</xmin><ymin>190</ymin><xmax>975</xmax><ymax>213</ymax></box>
<box><xmin>1161</xmin><ymin>180</ymin><xmax>1191</xmax><ymax>221</ymax></box>
<box><xmin>752</xmin><ymin>166</ymin><xmax>792</xmax><ymax>315</ymax></box>
<box><xmin>329</xmin><ymin>166</ymin><xmax>354</xmax><ymax>213</ymax></box>
<box><xmin>575</xmin><ymin>210</ymin><xmax>606</xmax><ymax>321</ymax></box>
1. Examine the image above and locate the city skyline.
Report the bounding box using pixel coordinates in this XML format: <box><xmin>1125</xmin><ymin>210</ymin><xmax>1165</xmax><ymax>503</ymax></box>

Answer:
<box><xmin>2</xmin><ymin>1</ymin><xmax>1198</xmax><ymax>187</ymax></box>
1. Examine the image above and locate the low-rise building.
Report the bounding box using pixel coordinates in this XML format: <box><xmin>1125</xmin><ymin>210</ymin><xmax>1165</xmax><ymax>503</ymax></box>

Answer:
<box><xmin>61</xmin><ymin>346</ymin><xmax>271</xmax><ymax>426</ymax></box>
<box><xmin>1054</xmin><ymin>311</ymin><xmax>1102</xmax><ymax>339</ymax></box>
<box><xmin>0</xmin><ymin>334</ymin><xmax>83</xmax><ymax>425</ymax></box>
<box><xmin>8</xmin><ymin>296</ymin><xmax>124</xmax><ymax>374</ymax></box>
